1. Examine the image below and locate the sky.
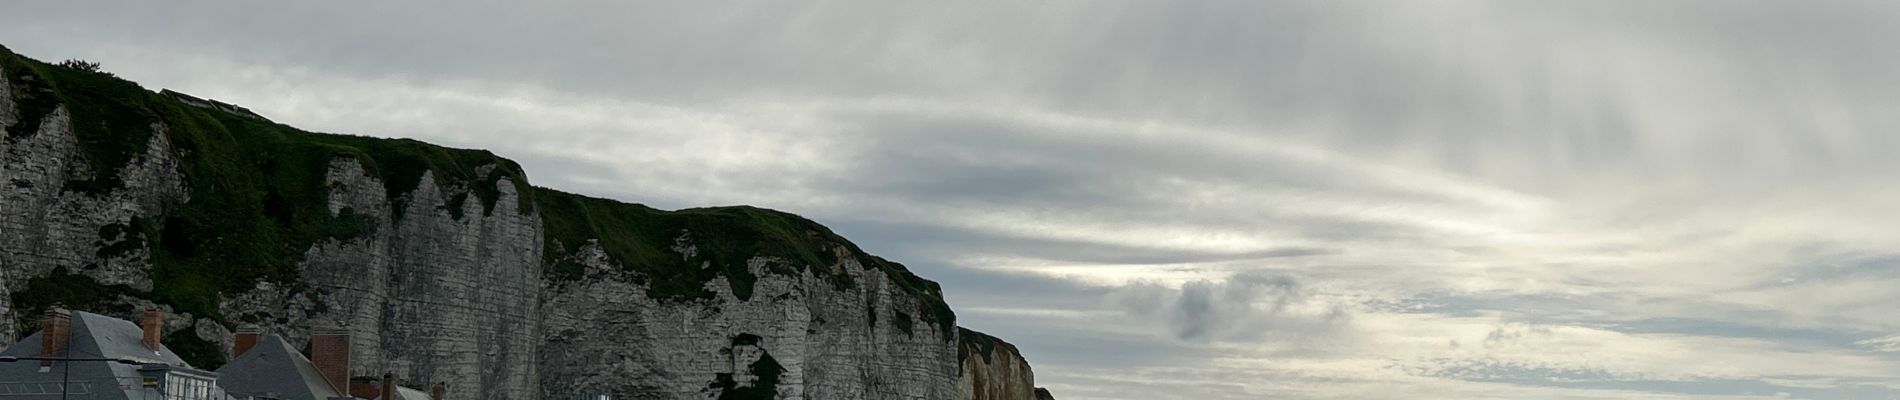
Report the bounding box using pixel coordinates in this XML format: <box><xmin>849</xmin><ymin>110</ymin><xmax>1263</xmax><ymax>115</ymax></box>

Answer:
<box><xmin>5</xmin><ymin>1</ymin><xmax>1900</xmax><ymax>398</ymax></box>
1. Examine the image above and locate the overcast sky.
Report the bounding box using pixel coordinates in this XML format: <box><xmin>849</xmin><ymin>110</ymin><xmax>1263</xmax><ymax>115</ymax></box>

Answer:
<box><xmin>7</xmin><ymin>1</ymin><xmax>1900</xmax><ymax>398</ymax></box>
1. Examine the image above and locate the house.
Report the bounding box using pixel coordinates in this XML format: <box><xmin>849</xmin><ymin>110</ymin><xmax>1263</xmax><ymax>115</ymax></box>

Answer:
<box><xmin>215</xmin><ymin>325</ymin><xmax>440</xmax><ymax>400</ymax></box>
<box><xmin>0</xmin><ymin>307</ymin><xmax>224</xmax><ymax>400</ymax></box>
<box><xmin>212</xmin><ymin>327</ymin><xmax>348</xmax><ymax>400</ymax></box>
<box><xmin>1</xmin><ymin>308</ymin><xmax>439</xmax><ymax>400</ymax></box>
<box><xmin>158</xmin><ymin>89</ymin><xmax>271</xmax><ymax>121</ymax></box>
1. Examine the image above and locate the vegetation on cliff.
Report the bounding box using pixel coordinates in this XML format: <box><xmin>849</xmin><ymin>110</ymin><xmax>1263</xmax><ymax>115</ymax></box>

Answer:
<box><xmin>3</xmin><ymin>43</ymin><xmax>961</xmax><ymax>367</ymax></box>
<box><xmin>536</xmin><ymin>189</ymin><xmax>957</xmax><ymax>337</ymax></box>
<box><xmin>958</xmin><ymin>327</ymin><xmax>1005</xmax><ymax>365</ymax></box>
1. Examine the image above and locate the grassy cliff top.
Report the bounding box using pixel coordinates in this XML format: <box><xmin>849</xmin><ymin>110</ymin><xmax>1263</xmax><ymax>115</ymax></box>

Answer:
<box><xmin>958</xmin><ymin>327</ymin><xmax>1022</xmax><ymax>365</ymax></box>
<box><xmin>537</xmin><ymin>189</ymin><xmax>956</xmax><ymax>337</ymax></box>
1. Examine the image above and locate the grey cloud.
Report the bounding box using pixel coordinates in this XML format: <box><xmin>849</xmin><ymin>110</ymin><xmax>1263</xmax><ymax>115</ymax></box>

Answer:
<box><xmin>1107</xmin><ymin>271</ymin><xmax>1350</xmax><ymax>343</ymax></box>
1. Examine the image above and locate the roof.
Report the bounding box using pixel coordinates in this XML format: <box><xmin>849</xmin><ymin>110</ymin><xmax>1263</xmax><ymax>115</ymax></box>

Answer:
<box><xmin>214</xmin><ymin>335</ymin><xmax>344</xmax><ymax>400</ymax></box>
<box><xmin>0</xmin><ymin>311</ymin><xmax>202</xmax><ymax>400</ymax></box>
<box><xmin>390</xmin><ymin>386</ymin><xmax>429</xmax><ymax>400</ymax></box>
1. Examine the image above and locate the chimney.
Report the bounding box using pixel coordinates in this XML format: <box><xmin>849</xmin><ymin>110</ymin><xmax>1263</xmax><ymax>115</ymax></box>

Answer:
<box><xmin>430</xmin><ymin>382</ymin><xmax>445</xmax><ymax>400</ymax></box>
<box><xmin>233</xmin><ymin>325</ymin><xmax>261</xmax><ymax>356</ymax></box>
<box><xmin>38</xmin><ymin>307</ymin><xmax>71</xmax><ymax>366</ymax></box>
<box><xmin>348</xmin><ymin>377</ymin><xmax>381</xmax><ymax>400</ymax></box>
<box><xmin>309</xmin><ymin>326</ymin><xmax>352</xmax><ymax>393</ymax></box>
<box><xmin>380</xmin><ymin>372</ymin><xmax>396</xmax><ymax>400</ymax></box>
<box><xmin>139</xmin><ymin>307</ymin><xmax>163</xmax><ymax>351</ymax></box>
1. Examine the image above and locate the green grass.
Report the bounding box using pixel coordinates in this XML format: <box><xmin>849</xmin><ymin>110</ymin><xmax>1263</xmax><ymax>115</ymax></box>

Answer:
<box><xmin>537</xmin><ymin>189</ymin><xmax>841</xmax><ymax>301</ymax></box>
<box><xmin>7</xmin><ymin>267</ymin><xmax>139</xmax><ymax>329</ymax></box>
<box><xmin>164</xmin><ymin>325</ymin><xmax>226</xmax><ymax>369</ymax></box>
<box><xmin>1</xmin><ymin>50</ymin><xmax>61</xmax><ymax>141</ymax></box>
<box><xmin>0</xmin><ymin>47</ymin><xmax>157</xmax><ymax>194</ymax></box>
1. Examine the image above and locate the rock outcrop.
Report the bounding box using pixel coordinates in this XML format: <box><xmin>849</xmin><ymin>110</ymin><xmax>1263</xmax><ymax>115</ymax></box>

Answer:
<box><xmin>0</xmin><ymin>44</ymin><xmax>1014</xmax><ymax>399</ymax></box>
<box><xmin>539</xmin><ymin>236</ymin><xmax>958</xmax><ymax>399</ymax></box>
<box><xmin>957</xmin><ymin>328</ymin><xmax>1039</xmax><ymax>400</ymax></box>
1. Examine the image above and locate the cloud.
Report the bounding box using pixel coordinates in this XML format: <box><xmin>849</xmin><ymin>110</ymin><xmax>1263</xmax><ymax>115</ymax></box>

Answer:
<box><xmin>1859</xmin><ymin>336</ymin><xmax>1900</xmax><ymax>353</ymax></box>
<box><xmin>1106</xmin><ymin>272</ymin><xmax>1350</xmax><ymax>343</ymax></box>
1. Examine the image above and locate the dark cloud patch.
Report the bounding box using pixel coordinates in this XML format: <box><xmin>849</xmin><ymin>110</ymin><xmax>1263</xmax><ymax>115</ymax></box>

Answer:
<box><xmin>1107</xmin><ymin>271</ymin><xmax>1350</xmax><ymax>343</ymax></box>
<box><xmin>952</xmin><ymin>303</ymin><xmax>1223</xmax><ymax>369</ymax></box>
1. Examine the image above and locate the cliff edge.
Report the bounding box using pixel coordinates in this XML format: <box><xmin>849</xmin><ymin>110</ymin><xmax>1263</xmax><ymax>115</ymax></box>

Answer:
<box><xmin>957</xmin><ymin>327</ymin><xmax>1041</xmax><ymax>400</ymax></box>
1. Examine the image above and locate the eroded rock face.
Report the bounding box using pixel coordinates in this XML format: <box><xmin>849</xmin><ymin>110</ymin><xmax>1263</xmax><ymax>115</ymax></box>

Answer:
<box><xmin>0</xmin><ymin>69</ymin><xmax>190</xmax><ymax>339</ymax></box>
<box><xmin>539</xmin><ymin>243</ymin><xmax>961</xmax><ymax>399</ymax></box>
<box><xmin>958</xmin><ymin>328</ymin><xmax>1037</xmax><ymax>400</ymax></box>
<box><xmin>220</xmin><ymin>159</ymin><xmax>544</xmax><ymax>400</ymax></box>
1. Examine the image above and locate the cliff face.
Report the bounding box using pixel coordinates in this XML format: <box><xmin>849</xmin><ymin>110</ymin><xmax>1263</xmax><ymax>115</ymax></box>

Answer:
<box><xmin>230</xmin><ymin>158</ymin><xmax>545</xmax><ymax>400</ymax></box>
<box><xmin>0</xmin><ymin>46</ymin><xmax>542</xmax><ymax>400</ymax></box>
<box><xmin>535</xmin><ymin>192</ymin><xmax>961</xmax><ymax>399</ymax></box>
<box><xmin>957</xmin><ymin>328</ymin><xmax>1038</xmax><ymax>400</ymax></box>
<box><xmin>0</xmin><ymin>45</ymin><xmax>993</xmax><ymax>400</ymax></box>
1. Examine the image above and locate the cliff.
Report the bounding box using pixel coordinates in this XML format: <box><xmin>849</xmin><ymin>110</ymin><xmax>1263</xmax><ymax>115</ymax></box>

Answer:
<box><xmin>956</xmin><ymin>328</ymin><xmax>1039</xmax><ymax>400</ymax></box>
<box><xmin>1</xmin><ymin>44</ymin><xmax>541</xmax><ymax>399</ymax></box>
<box><xmin>0</xmin><ymin>45</ymin><xmax>999</xmax><ymax>399</ymax></box>
<box><xmin>536</xmin><ymin>192</ymin><xmax>960</xmax><ymax>399</ymax></box>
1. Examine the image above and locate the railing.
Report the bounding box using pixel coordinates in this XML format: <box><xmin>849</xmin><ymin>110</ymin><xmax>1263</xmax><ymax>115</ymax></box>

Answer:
<box><xmin>0</xmin><ymin>381</ymin><xmax>93</xmax><ymax>397</ymax></box>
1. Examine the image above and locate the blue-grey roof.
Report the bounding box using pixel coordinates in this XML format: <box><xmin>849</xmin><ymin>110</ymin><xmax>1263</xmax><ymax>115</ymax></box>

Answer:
<box><xmin>0</xmin><ymin>311</ymin><xmax>203</xmax><ymax>400</ymax></box>
<box><xmin>214</xmin><ymin>335</ymin><xmax>344</xmax><ymax>400</ymax></box>
<box><xmin>390</xmin><ymin>386</ymin><xmax>429</xmax><ymax>400</ymax></box>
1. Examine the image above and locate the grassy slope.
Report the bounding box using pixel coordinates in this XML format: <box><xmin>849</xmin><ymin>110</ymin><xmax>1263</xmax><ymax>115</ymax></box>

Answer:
<box><xmin>536</xmin><ymin>189</ymin><xmax>957</xmax><ymax>338</ymax></box>
<box><xmin>2</xmin><ymin>44</ymin><xmax>959</xmax><ymax>369</ymax></box>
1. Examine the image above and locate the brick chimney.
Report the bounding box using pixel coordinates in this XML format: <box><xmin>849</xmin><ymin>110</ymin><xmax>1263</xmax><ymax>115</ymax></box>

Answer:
<box><xmin>380</xmin><ymin>372</ymin><xmax>396</xmax><ymax>400</ymax></box>
<box><xmin>38</xmin><ymin>307</ymin><xmax>71</xmax><ymax>366</ymax></box>
<box><xmin>138</xmin><ymin>307</ymin><xmax>163</xmax><ymax>351</ymax></box>
<box><xmin>348</xmin><ymin>377</ymin><xmax>381</xmax><ymax>400</ymax></box>
<box><xmin>232</xmin><ymin>325</ymin><xmax>261</xmax><ymax>356</ymax></box>
<box><xmin>309</xmin><ymin>326</ymin><xmax>352</xmax><ymax>393</ymax></box>
<box><xmin>430</xmin><ymin>382</ymin><xmax>445</xmax><ymax>400</ymax></box>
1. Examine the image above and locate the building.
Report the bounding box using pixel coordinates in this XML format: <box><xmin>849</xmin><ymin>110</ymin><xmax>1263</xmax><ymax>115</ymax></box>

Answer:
<box><xmin>215</xmin><ymin>325</ymin><xmax>438</xmax><ymax>400</ymax></box>
<box><xmin>158</xmin><ymin>89</ymin><xmax>270</xmax><ymax>121</ymax></box>
<box><xmin>0</xmin><ymin>307</ymin><xmax>225</xmax><ymax>400</ymax></box>
<box><xmin>213</xmin><ymin>329</ymin><xmax>348</xmax><ymax>400</ymax></box>
<box><xmin>2</xmin><ymin>309</ymin><xmax>439</xmax><ymax>400</ymax></box>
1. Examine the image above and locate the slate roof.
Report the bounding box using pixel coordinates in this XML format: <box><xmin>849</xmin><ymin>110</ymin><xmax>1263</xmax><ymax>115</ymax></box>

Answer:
<box><xmin>214</xmin><ymin>335</ymin><xmax>344</xmax><ymax>400</ymax></box>
<box><xmin>388</xmin><ymin>386</ymin><xmax>429</xmax><ymax>400</ymax></box>
<box><xmin>0</xmin><ymin>311</ymin><xmax>199</xmax><ymax>400</ymax></box>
